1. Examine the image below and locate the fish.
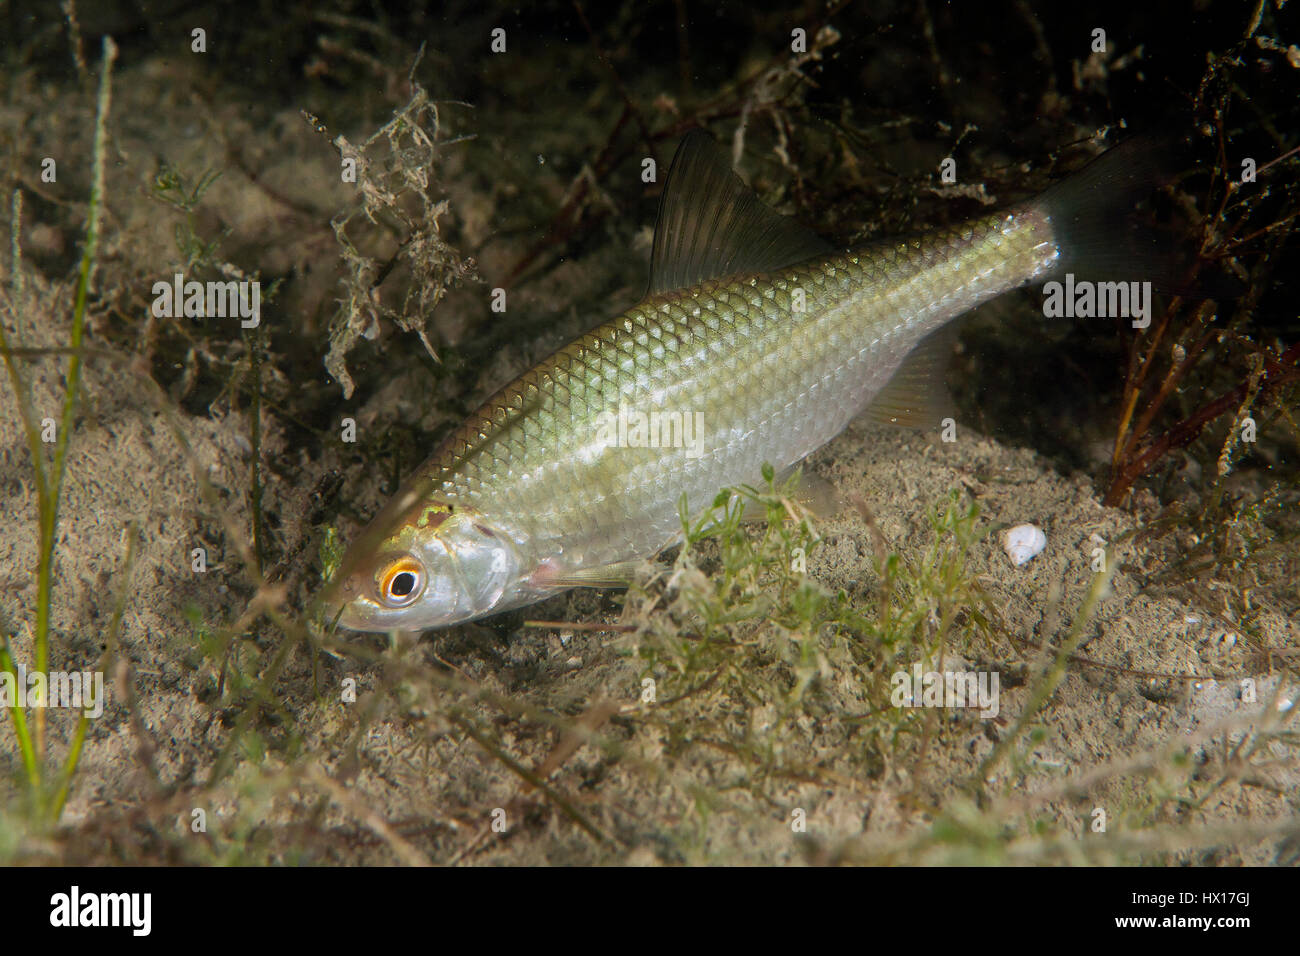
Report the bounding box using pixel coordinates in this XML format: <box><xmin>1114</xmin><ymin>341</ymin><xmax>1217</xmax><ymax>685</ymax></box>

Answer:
<box><xmin>326</xmin><ymin>129</ymin><xmax>1169</xmax><ymax>632</ymax></box>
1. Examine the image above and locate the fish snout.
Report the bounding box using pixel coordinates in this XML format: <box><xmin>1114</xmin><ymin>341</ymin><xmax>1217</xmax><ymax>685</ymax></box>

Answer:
<box><xmin>319</xmin><ymin>570</ymin><xmax>367</xmax><ymax>628</ymax></box>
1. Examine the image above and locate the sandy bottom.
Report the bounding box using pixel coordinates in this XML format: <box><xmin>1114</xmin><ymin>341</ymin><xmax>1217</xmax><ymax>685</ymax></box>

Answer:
<box><xmin>2</xmin><ymin>319</ymin><xmax>1295</xmax><ymax>862</ymax></box>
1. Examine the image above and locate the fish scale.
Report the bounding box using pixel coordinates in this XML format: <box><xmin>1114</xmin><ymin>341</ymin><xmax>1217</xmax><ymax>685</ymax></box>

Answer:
<box><xmin>423</xmin><ymin>210</ymin><xmax>1055</xmax><ymax>572</ymax></box>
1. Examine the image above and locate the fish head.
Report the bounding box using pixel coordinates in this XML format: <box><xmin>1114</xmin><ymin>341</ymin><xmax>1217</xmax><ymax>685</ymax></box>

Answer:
<box><xmin>326</xmin><ymin>488</ymin><xmax>521</xmax><ymax>632</ymax></box>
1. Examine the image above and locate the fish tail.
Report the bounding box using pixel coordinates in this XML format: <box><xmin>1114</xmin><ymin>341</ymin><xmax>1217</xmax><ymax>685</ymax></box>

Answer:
<box><xmin>1031</xmin><ymin>133</ymin><xmax>1183</xmax><ymax>287</ymax></box>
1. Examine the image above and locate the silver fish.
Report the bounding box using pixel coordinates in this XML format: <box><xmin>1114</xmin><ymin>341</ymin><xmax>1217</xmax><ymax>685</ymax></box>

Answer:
<box><xmin>328</xmin><ymin>130</ymin><xmax>1161</xmax><ymax>631</ymax></box>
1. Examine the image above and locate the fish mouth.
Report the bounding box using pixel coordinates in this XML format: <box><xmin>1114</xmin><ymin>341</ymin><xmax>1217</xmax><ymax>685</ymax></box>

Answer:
<box><xmin>332</xmin><ymin>604</ymin><xmax>374</xmax><ymax>632</ymax></box>
<box><xmin>315</xmin><ymin>573</ymin><xmax>368</xmax><ymax>631</ymax></box>
<box><xmin>317</xmin><ymin>594</ymin><xmax>355</xmax><ymax>631</ymax></box>
<box><xmin>324</xmin><ymin>593</ymin><xmax>393</xmax><ymax>633</ymax></box>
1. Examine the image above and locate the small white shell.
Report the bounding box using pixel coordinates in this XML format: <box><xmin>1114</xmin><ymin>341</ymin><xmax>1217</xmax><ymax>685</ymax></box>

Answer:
<box><xmin>1003</xmin><ymin>524</ymin><xmax>1046</xmax><ymax>566</ymax></box>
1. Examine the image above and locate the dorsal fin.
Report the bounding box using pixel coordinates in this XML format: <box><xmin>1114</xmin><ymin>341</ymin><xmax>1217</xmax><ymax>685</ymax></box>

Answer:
<box><xmin>647</xmin><ymin>130</ymin><xmax>832</xmax><ymax>295</ymax></box>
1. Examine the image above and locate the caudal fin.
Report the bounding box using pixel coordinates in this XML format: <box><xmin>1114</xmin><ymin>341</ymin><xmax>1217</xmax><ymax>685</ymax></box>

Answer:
<box><xmin>1032</xmin><ymin>133</ymin><xmax>1184</xmax><ymax>288</ymax></box>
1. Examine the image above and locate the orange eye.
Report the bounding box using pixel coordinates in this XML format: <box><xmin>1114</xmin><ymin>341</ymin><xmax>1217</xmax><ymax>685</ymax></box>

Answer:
<box><xmin>378</xmin><ymin>558</ymin><xmax>424</xmax><ymax>608</ymax></box>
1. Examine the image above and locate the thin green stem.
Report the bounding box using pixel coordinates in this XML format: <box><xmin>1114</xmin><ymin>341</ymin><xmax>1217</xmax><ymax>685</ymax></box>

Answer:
<box><xmin>50</xmin><ymin>522</ymin><xmax>136</xmax><ymax>821</ymax></box>
<box><xmin>0</xmin><ymin>37</ymin><xmax>118</xmax><ymax>814</ymax></box>
<box><xmin>38</xmin><ymin>36</ymin><xmax>117</xmax><ymax>669</ymax></box>
<box><xmin>0</xmin><ymin>641</ymin><xmax>39</xmax><ymax>788</ymax></box>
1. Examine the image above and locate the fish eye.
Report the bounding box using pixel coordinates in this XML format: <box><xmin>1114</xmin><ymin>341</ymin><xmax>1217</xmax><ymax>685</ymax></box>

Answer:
<box><xmin>378</xmin><ymin>557</ymin><xmax>425</xmax><ymax>608</ymax></box>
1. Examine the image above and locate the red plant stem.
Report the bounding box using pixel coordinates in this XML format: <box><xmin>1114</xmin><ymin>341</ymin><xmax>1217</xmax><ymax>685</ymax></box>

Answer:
<box><xmin>1105</xmin><ymin>341</ymin><xmax>1300</xmax><ymax>505</ymax></box>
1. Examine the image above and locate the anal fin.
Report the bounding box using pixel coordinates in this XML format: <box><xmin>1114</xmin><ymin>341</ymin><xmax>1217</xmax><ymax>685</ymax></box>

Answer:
<box><xmin>864</xmin><ymin>325</ymin><xmax>958</xmax><ymax>430</ymax></box>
